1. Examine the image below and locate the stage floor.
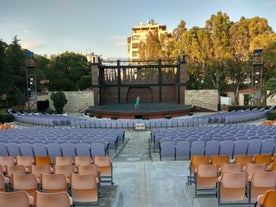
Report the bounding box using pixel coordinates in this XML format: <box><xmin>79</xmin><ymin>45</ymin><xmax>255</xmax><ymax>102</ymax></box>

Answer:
<box><xmin>88</xmin><ymin>103</ymin><xmax>193</xmax><ymax>119</ymax></box>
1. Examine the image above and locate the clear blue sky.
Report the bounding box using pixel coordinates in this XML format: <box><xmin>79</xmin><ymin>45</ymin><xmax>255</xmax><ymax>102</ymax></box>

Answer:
<box><xmin>0</xmin><ymin>0</ymin><xmax>275</xmax><ymax>59</ymax></box>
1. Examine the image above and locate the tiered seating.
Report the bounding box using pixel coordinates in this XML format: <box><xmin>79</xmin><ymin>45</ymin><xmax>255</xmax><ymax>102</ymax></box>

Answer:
<box><xmin>0</xmin><ymin>155</ymin><xmax>113</xmax><ymax>206</ymax></box>
<box><xmin>0</xmin><ymin>127</ymin><xmax>124</xmax><ymax>158</ymax></box>
<box><xmin>187</xmin><ymin>154</ymin><xmax>276</xmax><ymax>206</ymax></box>
<box><xmin>152</xmin><ymin>124</ymin><xmax>276</xmax><ymax>160</ymax></box>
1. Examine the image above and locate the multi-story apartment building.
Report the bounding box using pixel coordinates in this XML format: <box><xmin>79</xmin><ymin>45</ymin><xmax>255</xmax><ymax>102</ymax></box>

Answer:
<box><xmin>128</xmin><ymin>19</ymin><xmax>167</xmax><ymax>61</ymax></box>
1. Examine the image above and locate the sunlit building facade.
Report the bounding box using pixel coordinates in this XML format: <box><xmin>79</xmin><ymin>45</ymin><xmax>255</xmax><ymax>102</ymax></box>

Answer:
<box><xmin>128</xmin><ymin>20</ymin><xmax>167</xmax><ymax>61</ymax></box>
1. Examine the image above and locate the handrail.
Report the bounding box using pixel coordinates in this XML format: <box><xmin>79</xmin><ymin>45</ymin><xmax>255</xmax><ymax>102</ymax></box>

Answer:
<box><xmin>79</xmin><ymin>103</ymin><xmax>89</xmax><ymax>113</ymax></box>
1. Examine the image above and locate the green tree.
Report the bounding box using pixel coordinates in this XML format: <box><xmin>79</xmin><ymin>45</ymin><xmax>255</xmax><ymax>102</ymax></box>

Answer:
<box><xmin>50</xmin><ymin>91</ymin><xmax>68</xmax><ymax>114</ymax></box>
<box><xmin>5</xmin><ymin>36</ymin><xmax>26</xmax><ymax>105</ymax></box>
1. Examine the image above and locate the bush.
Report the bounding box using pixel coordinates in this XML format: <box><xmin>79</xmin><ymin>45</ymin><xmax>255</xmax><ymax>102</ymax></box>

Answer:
<box><xmin>267</xmin><ymin>109</ymin><xmax>276</xmax><ymax>120</ymax></box>
<box><xmin>0</xmin><ymin>114</ymin><xmax>13</xmax><ymax>123</ymax></box>
<box><xmin>50</xmin><ymin>91</ymin><xmax>68</xmax><ymax>114</ymax></box>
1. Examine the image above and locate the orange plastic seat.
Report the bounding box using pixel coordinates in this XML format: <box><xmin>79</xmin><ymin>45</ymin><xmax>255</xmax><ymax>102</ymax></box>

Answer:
<box><xmin>70</xmin><ymin>173</ymin><xmax>99</xmax><ymax>205</ymax></box>
<box><xmin>256</xmin><ymin>190</ymin><xmax>276</xmax><ymax>207</ymax></box>
<box><xmin>233</xmin><ymin>154</ymin><xmax>253</xmax><ymax>168</ymax></box>
<box><xmin>211</xmin><ymin>155</ymin><xmax>230</xmax><ymax>171</ymax></box>
<box><xmin>31</xmin><ymin>164</ymin><xmax>53</xmax><ymax>184</ymax></box>
<box><xmin>34</xmin><ymin>156</ymin><xmax>52</xmax><ymax>166</ymax></box>
<box><xmin>77</xmin><ymin>164</ymin><xmax>100</xmax><ymax>183</ymax></box>
<box><xmin>54</xmin><ymin>164</ymin><xmax>75</xmax><ymax>184</ymax></box>
<box><xmin>94</xmin><ymin>156</ymin><xmax>113</xmax><ymax>184</ymax></box>
<box><xmin>244</xmin><ymin>163</ymin><xmax>266</xmax><ymax>180</ymax></box>
<box><xmin>195</xmin><ymin>164</ymin><xmax>218</xmax><ymax>196</ymax></box>
<box><xmin>187</xmin><ymin>155</ymin><xmax>210</xmax><ymax>185</ymax></box>
<box><xmin>41</xmin><ymin>174</ymin><xmax>68</xmax><ymax>193</ymax></box>
<box><xmin>12</xmin><ymin>173</ymin><xmax>37</xmax><ymax>203</ymax></box>
<box><xmin>55</xmin><ymin>156</ymin><xmax>73</xmax><ymax>166</ymax></box>
<box><xmin>218</xmin><ymin>172</ymin><xmax>247</xmax><ymax>206</ymax></box>
<box><xmin>35</xmin><ymin>191</ymin><xmax>71</xmax><ymax>207</ymax></box>
<box><xmin>248</xmin><ymin>171</ymin><xmax>276</xmax><ymax>202</ymax></box>
<box><xmin>253</xmin><ymin>154</ymin><xmax>272</xmax><ymax>167</ymax></box>
<box><xmin>16</xmin><ymin>156</ymin><xmax>33</xmax><ymax>173</ymax></box>
<box><xmin>0</xmin><ymin>191</ymin><xmax>31</xmax><ymax>207</ymax></box>
<box><xmin>220</xmin><ymin>163</ymin><xmax>242</xmax><ymax>173</ymax></box>
<box><xmin>74</xmin><ymin>156</ymin><xmax>93</xmax><ymax>167</ymax></box>
<box><xmin>0</xmin><ymin>156</ymin><xmax>15</xmax><ymax>173</ymax></box>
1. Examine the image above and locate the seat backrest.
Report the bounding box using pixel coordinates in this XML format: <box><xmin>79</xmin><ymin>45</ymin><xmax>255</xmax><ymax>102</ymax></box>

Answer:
<box><xmin>74</xmin><ymin>156</ymin><xmax>93</xmax><ymax>167</ymax></box>
<box><xmin>190</xmin><ymin>155</ymin><xmax>210</xmax><ymax>176</ymax></box>
<box><xmin>219</xmin><ymin>140</ymin><xmax>234</xmax><ymax>157</ymax></box>
<box><xmin>16</xmin><ymin>156</ymin><xmax>33</xmax><ymax>172</ymax></box>
<box><xmin>233</xmin><ymin>140</ymin><xmax>248</xmax><ymax>157</ymax></box>
<box><xmin>54</xmin><ymin>164</ymin><xmax>74</xmax><ymax>179</ymax></box>
<box><xmin>253</xmin><ymin>154</ymin><xmax>272</xmax><ymax>166</ymax></box>
<box><xmin>33</xmin><ymin>144</ymin><xmax>48</xmax><ymax>157</ymax></box>
<box><xmin>0</xmin><ymin>156</ymin><xmax>15</xmax><ymax>172</ymax></box>
<box><xmin>90</xmin><ymin>143</ymin><xmax>106</xmax><ymax>158</ymax></box>
<box><xmin>260</xmin><ymin>139</ymin><xmax>275</xmax><ymax>154</ymax></box>
<box><xmin>41</xmin><ymin>174</ymin><xmax>67</xmax><ymax>193</ymax></box>
<box><xmin>247</xmin><ymin>139</ymin><xmax>262</xmax><ymax>156</ymax></box>
<box><xmin>245</xmin><ymin>163</ymin><xmax>266</xmax><ymax>177</ymax></box>
<box><xmin>55</xmin><ymin>156</ymin><xmax>73</xmax><ymax>166</ymax></box>
<box><xmin>211</xmin><ymin>155</ymin><xmax>230</xmax><ymax>168</ymax></box>
<box><xmin>250</xmin><ymin>171</ymin><xmax>276</xmax><ymax>202</ymax></box>
<box><xmin>12</xmin><ymin>173</ymin><xmax>37</xmax><ymax>197</ymax></box>
<box><xmin>47</xmin><ymin>143</ymin><xmax>62</xmax><ymax>160</ymax></box>
<box><xmin>71</xmin><ymin>173</ymin><xmax>97</xmax><ymax>189</ymax></box>
<box><xmin>261</xmin><ymin>190</ymin><xmax>276</xmax><ymax>207</ymax></box>
<box><xmin>204</xmin><ymin>141</ymin><xmax>219</xmax><ymax>156</ymax></box>
<box><xmin>35</xmin><ymin>191</ymin><xmax>71</xmax><ymax>207</ymax></box>
<box><xmin>220</xmin><ymin>163</ymin><xmax>242</xmax><ymax>173</ymax></box>
<box><xmin>7</xmin><ymin>165</ymin><xmax>26</xmax><ymax>177</ymax></box>
<box><xmin>34</xmin><ymin>156</ymin><xmax>52</xmax><ymax>166</ymax></box>
<box><xmin>19</xmin><ymin>143</ymin><xmax>34</xmax><ymax>157</ymax></box>
<box><xmin>75</xmin><ymin>143</ymin><xmax>91</xmax><ymax>157</ymax></box>
<box><xmin>77</xmin><ymin>164</ymin><xmax>100</xmax><ymax>179</ymax></box>
<box><xmin>31</xmin><ymin>164</ymin><xmax>52</xmax><ymax>180</ymax></box>
<box><xmin>0</xmin><ymin>191</ymin><xmax>30</xmax><ymax>207</ymax></box>
<box><xmin>219</xmin><ymin>172</ymin><xmax>247</xmax><ymax>201</ymax></box>
<box><xmin>233</xmin><ymin>154</ymin><xmax>253</xmax><ymax>167</ymax></box>
<box><xmin>190</xmin><ymin>141</ymin><xmax>205</xmax><ymax>156</ymax></box>
<box><xmin>61</xmin><ymin>143</ymin><xmax>76</xmax><ymax>158</ymax></box>
<box><xmin>6</xmin><ymin>143</ymin><xmax>21</xmax><ymax>157</ymax></box>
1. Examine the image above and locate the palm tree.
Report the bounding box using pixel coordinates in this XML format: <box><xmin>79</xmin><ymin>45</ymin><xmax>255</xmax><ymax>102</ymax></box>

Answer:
<box><xmin>265</xmin><ymin>77</ymin><xmax>276</xmax><ymax>98</ymax></box>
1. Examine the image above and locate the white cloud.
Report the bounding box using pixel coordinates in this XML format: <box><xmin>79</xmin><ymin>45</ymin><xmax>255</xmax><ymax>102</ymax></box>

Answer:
<box><xmin>21</xmin><ymin>39</ymin><xmax>45</xmax><ymax>50</ymax></box>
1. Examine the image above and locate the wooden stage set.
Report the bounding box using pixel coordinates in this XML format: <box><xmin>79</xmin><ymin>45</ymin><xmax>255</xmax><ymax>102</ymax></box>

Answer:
<box><xmin>88</xmin><ymin>103</ymin><xmax>193</xmax><ymax>119</ymax></box>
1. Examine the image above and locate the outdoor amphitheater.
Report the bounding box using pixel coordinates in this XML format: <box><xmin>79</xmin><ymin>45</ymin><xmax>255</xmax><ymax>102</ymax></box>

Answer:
<box><xmin>0</xmin><ymin>105</ymin><xmax>275</xmax><ymax>207</ymax></box>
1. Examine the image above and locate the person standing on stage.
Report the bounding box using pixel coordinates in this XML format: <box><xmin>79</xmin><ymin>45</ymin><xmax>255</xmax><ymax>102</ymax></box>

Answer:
<box><xmin>135</xmin><ymin>96</ymin><xmax>140</xmax><ymax>110</ymax></box>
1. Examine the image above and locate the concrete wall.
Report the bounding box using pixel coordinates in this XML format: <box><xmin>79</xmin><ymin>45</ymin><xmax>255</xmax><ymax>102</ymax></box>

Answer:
<box><xmin>37</xmin><ymin>91</ymin><xmax>94</xmax><ymax>113</ymax></box>
<box><xmin>185</xmin><ymin>90</ymin><xmax>219</xmax><ymax>111</ymax></box>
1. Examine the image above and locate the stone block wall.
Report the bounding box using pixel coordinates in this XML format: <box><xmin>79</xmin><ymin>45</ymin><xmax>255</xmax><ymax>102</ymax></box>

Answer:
<box><xmin>185</xmin><ymin>90</ymin><xmax>218</xmax><ymax>111</ymax></box>
<box><xmin>37</xmin><ymin>91</ymin><xmax>94</xmax><ymax>113</ymax></box>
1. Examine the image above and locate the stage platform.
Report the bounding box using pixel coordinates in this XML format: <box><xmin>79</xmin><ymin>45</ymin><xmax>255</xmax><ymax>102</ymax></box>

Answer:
<box><xmin>88</xmin><ymin>103</ymin><xmax>193</xmax><ymax>119</ymax></box>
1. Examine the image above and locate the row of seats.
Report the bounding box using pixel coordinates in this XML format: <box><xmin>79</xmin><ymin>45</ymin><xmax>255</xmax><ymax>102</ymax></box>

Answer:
<box><xmin>0</xmin><ymin>190</ymin><xmax>72</xmax><ymax>207</ymax></box>
<box><xmin>10</xmin><ymin>106</ymin><xmax>274</xmax><ymax>129</ymax></box>
<box><xmin>0</xmin><ymin>155</ymin><xmax>113</xmax><ymax>206</ymax></box>
<box><xmin>159</xmin><ymin>138</ymin><xmax>276</xmax><ymax>160</ymax></box>
<box><xmin>0</xmin><ymin>127</ymin><xmax>125</xmax><ymax>148</ymax></box>
<box><xmin>187</xmin><ymin>155</ymin><xmax>276</xmax><ymax>206</ymax></box>
<box><xmin>0</xmin><ymin>142</ymin><xmax>110</xmax><ymax>159</ymax></box>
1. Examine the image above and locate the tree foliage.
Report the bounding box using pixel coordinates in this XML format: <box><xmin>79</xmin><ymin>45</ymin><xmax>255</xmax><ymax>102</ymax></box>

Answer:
<box><xmin>50</xmin><ymin>91</ymin><xmax>68</xmax><ymax>114</ymax></box>
<box><xmin>138</xmin><ymin>12</ymin><xmax>275</xmax><ymax>104</ymax></box>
